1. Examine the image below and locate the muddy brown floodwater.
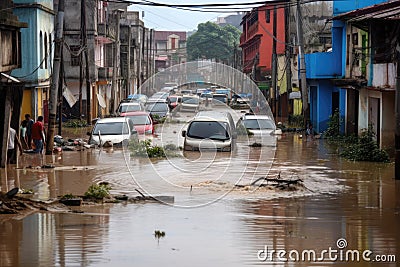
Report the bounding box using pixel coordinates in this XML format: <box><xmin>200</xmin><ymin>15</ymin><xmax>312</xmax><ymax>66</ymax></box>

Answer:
<box><xmin>0</xmin><ymin>108</ymin><xmax>399</xmax><ymax>267</ymax></box>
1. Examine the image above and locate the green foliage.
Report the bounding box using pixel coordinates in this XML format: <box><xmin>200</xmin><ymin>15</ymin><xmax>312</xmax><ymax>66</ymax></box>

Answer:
<box><xmin>63</xmin><ymin>119</ymin><xmax>88</xmax><ymax>128</ymax></box>
<box><xmin>187</xmin><ymin>22</ymin><xmax>241</xmax><ymax>63</ymax></box>
<box><xmin>288</xmin><ymin>114</ymin><xmax>304</xmax><ymax>128</ymax></box>
<box><xmin>154</xmin><ymin>230</ymin><xmax>166</xmax><ymax>238</ymax></box>
<box><xmin>84</xmin><ymin>184</ymin><xmax>111</xmax><ymax>199</ymax></box>
<box><xmin>151</xmin><ymin>114</ymin><xmax>166</xmax><ymax>124</ymax></box>
<box><xmin>324</xmin><ymin>109</ymin><xmax>341</xmax><ymax>139</ymax></box>
<box><xmin>129</xmin><ymin>140</ymin><xmax>178</xmax><ymax>158</ymax></box>
<box><xmin>61</xmin><ymin>193</ymin><xmax>76</xmax><ymax>199</ymax></box>
<box><xmin>340</xmin><ymin>126</ymin><xmax>390</xmax><ymax>163</ymax></box>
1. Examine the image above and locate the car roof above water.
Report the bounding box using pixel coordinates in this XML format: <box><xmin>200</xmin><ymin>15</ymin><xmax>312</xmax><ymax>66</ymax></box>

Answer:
<box><xmin>96</xmin><ymin>117</ymin><xmax>131</xmax><ymax>124</ymax></box>
<box><xmin>194</xmin><ymin>111</ymin><xmax>232</xmax><ymax>122</ymax></box>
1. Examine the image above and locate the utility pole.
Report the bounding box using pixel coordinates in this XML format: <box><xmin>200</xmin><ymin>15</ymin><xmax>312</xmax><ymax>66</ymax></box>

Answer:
<box><xmin>271</xmin><ymin>5</ymin><xmax>278</xmax><ymax>120</ymax></box>
<box><xmin>82</xmin><ymin>0</ymin><xmax>91</xmax><ymax>124</ymax></box>
<box><xmin>296</xmin><ymin>0</ymin><xmax>309</xmax><ymax>126</ymax></box>
<box><xmin>112</xmin><ymin>10</ymin><xmax>122</xmax><ymax>111</ymax></box>
<box><xmin>395</xmin><ymin>47</ymin><xmax>400</xmax><ymax>179</ymax></box>
<box><xmin>78</xmin><ymin>0</ymin><xmax>84</xmax><ymax>117</ymax></box>
<box><xmin>285</xmin><ymin>1</ymin><xmax>292</xmax><ymax>117</ymax></box>
<box><xmin>127</xmin><ymin>25</ymin><xmax>131</xmax><ymax>97</ymax></box>
<box><xmin>46</xmin><ymin>0</ymin><xmax>64</xmax><ymax>155</ymax></box>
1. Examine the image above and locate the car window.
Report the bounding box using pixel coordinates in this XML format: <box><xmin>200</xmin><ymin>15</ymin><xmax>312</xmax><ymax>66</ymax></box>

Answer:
<box><xmin>187</xmin><ymin>121</ymin><xmax>229</xmax><ymax>140</ymax></box>
<box><xmin>119</xmin><ymin>104</ymin><xmax>141</xmax><ymax>113</ymax></box>
<box><xmin>128</xmin><ymin>115</ymin><xmax>151</xmax><ymax>125</ymax></box>
<box><xmin>243</xmin><ymin>119</ymin><xmax>274</xmax><ymax>129</ymax></box>
<box><xmin>182</xmin><ymin>97</ymin><xmax>199</xmax><ymax>104</ymax></box>
<box><xmin>93</xmin><ymin>122</ymin><xmax>129</xmax><ymax>135</ymax></box>
<box><xmin>146</xmin><ymin>103</ymin><xmax>168</xmax><ymax>112</ymax></box>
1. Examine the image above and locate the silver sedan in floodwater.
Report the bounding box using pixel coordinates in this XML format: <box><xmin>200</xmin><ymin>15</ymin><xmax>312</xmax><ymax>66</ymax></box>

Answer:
<box><xmin>239</xmin><ymin>114</ymin><xmax>282</xmax><ymax>136</ymax></box>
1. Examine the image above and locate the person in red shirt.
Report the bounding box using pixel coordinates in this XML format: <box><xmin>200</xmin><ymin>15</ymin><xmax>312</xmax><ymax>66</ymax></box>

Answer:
<box><xmin>31</xmin><ymin>116</ymin><xmax>46</xmax><ymax>153</ymax></box>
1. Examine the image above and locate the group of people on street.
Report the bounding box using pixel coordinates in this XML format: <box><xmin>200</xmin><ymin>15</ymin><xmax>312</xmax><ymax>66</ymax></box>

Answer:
<box><xmin>7</xmin><ymin>114</ymin><xmax>46</xmax><ymax>164</ymax></box>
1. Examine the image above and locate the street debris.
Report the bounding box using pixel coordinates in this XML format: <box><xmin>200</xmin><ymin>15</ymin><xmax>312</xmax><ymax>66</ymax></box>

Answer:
<box><xmin>236</xmin><ymin>172</ymin><xmax>304</xmax><ymax>191</ymax></box>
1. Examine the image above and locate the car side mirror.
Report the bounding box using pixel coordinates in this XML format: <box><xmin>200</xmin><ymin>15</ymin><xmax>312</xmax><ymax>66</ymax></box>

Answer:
<box><xmin>181</xmin><ymin>130</ymin><xmax>186</xmax><ymax>137</ymax></box>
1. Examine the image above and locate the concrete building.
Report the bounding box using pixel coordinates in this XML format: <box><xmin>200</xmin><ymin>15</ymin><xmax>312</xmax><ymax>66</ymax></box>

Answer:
<box><xmin>12</xmin><ymin>0</ymin><xmax>55</xmax><ymax>123</ymax></box>
<box><xmin>154</xmin><ymin>31</ymin><xmax>187</xmax><ymax>73</ymax></box>
<box><xmin>304</xmin><ymin>0</ymin><xmax>397</xmax><ymax>150</ymax></box>
<box><xmin>0</xmin><ymin>0</ymin><xmax>27</xmax><ymax>167</ymax></box>
<box><xmin>120</xmin><ymin>11</ymin><xmax>155</xmax><ymax>96</ymax></box>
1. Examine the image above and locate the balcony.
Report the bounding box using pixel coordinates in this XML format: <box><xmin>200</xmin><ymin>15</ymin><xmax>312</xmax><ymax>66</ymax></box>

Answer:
<box><xmin>98</xmin><ymin>67</ymin><xmax>113</xmax><ymax>79</ymax></box>
<box><xmin>96</xmin><ymin>23</ymin><xmax>115</xmax><ymax>44</ymax></box>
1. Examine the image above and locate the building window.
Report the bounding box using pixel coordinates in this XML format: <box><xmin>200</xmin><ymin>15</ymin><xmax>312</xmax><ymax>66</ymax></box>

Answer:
<box><xmin>40</xmin><ymin>31</ymin><xmax>43</xmax><ymax>68</ymax></box>
<box><xmin>352</xmin><ymin>33</ymin><xmax>358</xmax><ymax>45</ymax></box>
<box><xmin>70</xmin><ymin>45</ymin><xmax>81</xmax><ymax>66</ymax></box>
<box><xmin>44</xmin><ymin>33</ymin><xmax>48</xmax><ymax>69</ymax></box>
<box><xmin>265</xmin><ymin>9</ymin><xmax>270</xmax><ymax>23</ymax></box>
<box><xmin>172</xmin><ymin>38</ymin><xmax>176</xmax><ymax>50</ymax></box>
<box><xmin>49</xmin><ymin>34</ymin><xmax>52</xmax><ymax>68</ymax></box>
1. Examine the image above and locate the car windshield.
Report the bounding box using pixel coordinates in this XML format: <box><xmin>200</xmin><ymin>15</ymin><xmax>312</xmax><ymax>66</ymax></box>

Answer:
<box><xmin>182</xmin><ymin>97</ymin><xmax>199</xmax><ymax>104</ymax></box>
<box><xmin>169</xmin><ymin>97</ymin><xmax>177</xmax><ymax>102</ymax></box>
<box><xmin>201</xmin><ymin>93</ymin><xmax>212</xmax><ymax>98</ymax></box>
<box><xmin>187</xmin><ymin>121</ymin><xmax>230</xmax><ymax>140</ymax></box>
<box><xmin>128</xmin><ymin>115</ymin><xmax>151</xmax><ymax>125</ymax></box>
<box><xmin>243</xmin><ymin>119</ymin><xmax>274</xmax><ymax>130</ymax></box>
<box><xmin>213</xmin><ymin>95</ymin><xmax>227</xmax><ymax>102</ymax></box>
<box><xmin>119</xmin><ymin>104</ymin><xmax>141</xmax><ymax>113</ymax></box>
<box><xmin>93</xmin><ymin>122</ymin><xmax>129</xmax><ymax>135</ymax></box>
<box><xmin>146</xmin><ymin>103</ymin><xmax>168</xmax><ymax>112</ymax></box>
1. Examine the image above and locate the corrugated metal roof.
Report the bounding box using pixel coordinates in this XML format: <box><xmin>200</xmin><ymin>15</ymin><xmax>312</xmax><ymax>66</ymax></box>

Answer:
<box><xmin>154</xmin><ymin>31</ymin><xmax>187</xmax><ymax>41</ymax></box>
<box><xmin>334</xmin><ymin>0</ymin><xmax>400</xmax><ymax>22</ymax></box>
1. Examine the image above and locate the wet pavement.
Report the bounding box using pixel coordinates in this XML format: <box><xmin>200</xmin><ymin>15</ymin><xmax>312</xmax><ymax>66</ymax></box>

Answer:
<box><xmin>0</xmin><ymin>107</ymin><xmax>399</xmax><ymax>266</ymax></box>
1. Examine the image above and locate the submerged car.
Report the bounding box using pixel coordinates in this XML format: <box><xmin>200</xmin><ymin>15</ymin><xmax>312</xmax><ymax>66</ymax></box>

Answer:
<box><xmin>239</xmin><ymin>114</ymin><xmax>282</xmax><ymax>136</ymax></box>
<box><xmin>145</xmin><ymin>101</ymin><xmax>170</xmax><ymax>118</ymax></box>
<box><xmin>180</xmin><ymin>95</ymin><xmax>200</xmax><ymax>112</ymax></box>
<box><xmin>88</xmin><ymin>117</ymin><xmax>138</xmax><ymax>146</ymax></box>
<box><xmin>117</xmin><ymin>101</ymin><xmax>144</xmax><ymax>114</ymax></box>
<box><xmin>167</xmin><ymin>95</ymin><xmax>183</xmax><ymax>110</ymax></box>
<box><xmin>148</xmin><ymin>92</ymin><xmax>170</xmax><ymax>103</ymax></box>
<box><xmin>182</xmin><ymin>111</ymin><xmax>237</xmax><ymax>152</ymax></box>
<box><xmin>120</xmin><ymin>111</ymin><xmax>155</xmax><ymax>135</ymax></box>
<box><xmin>212</xmin><ymin>93</ymin><xmax>228</xmax><ymax>105</ymax></box>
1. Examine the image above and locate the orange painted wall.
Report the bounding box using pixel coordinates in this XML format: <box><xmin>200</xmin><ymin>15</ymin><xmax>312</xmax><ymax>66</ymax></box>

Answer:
<box><xmin>258</xmin><ymin>6</ymin><xmax>286</xmax><ymax>72</ymax></box>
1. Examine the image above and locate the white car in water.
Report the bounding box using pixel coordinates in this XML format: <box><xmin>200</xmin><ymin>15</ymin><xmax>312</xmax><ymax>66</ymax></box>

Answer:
<box><xmin>238</xmin><ymin>114</ymin><xmax>282</xmax><ymax>136</ymax></box>
<box><xmin>180</xmin><ymin>95</ymin><xmax>200</xmax><ymax>112</ymax></box>
<box><xmin>88</xmin><ymin>117</ymin><xmax>138</xmax><ymax>146</ymax></box>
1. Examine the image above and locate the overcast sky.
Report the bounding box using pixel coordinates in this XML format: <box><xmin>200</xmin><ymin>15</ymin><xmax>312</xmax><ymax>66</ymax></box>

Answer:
<box><xmin>127</xmin><ymin>0</ymin><xmax>258</xmax><ymax>32</ymax></box>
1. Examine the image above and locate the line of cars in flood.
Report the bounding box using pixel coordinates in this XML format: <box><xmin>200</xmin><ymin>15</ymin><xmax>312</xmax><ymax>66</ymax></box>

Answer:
<box><xmin>87</xmin><ymin>93</ymin><xmax>162</xmax><ymax>146</ymax></box>
<box><xmin>87</xmin><ymin>88</ymin><xmax>281</xmax><ymax>150</ymax></box>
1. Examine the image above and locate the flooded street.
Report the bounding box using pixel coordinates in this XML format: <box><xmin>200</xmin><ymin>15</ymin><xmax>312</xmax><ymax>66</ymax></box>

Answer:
<box><xmin>0</xmin><ymin>108</ymin><xmax>399</xmax><ymax>266</ymax></box>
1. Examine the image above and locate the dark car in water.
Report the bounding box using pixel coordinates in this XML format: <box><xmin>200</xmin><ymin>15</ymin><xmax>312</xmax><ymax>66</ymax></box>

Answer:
<box><xmin>145</xmin><ymin>101</ymin><xmax>170</xmax><ymax>118</ymax></box>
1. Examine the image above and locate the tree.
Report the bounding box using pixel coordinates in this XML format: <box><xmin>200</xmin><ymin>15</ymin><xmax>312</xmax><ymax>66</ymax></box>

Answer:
<box><xmin>187</xmin><ymin>22</ymin><xmax>241</xmax><ymax>63</ymax></box>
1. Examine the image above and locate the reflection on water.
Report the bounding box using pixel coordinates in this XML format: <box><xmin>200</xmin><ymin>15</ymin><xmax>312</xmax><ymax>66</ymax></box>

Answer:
<box><xmin>0</xmin><ymin>131</ymin><xmax>399</xmax><ymax>266</ymax></box>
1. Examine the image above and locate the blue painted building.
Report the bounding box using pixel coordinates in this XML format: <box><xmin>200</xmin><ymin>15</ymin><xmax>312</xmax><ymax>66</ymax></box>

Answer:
<box><xmin>12</xmin><ymin>0</ymin><xmax>54</xmax><ymax>121</ymax></box>
<box><xmin>304</xmin><ymin>0</ymin><xmax>389</xmax><ymax>135</ymax></box>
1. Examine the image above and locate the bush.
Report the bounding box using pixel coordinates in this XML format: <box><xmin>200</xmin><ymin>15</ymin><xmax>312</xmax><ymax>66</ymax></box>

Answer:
<box><xmin>288</xmin><ymin>114</ymin><xmax>304</xmax><ymax>128</ymax></box>
<box><xmin>340</xmin><ymin>126</ymin><xmax>390</xmax><ymax>163</ymax></box>
<box><xmin>84</xmin><ymin>184</ymin><xmax>111</xmax><ymax>199</ymax></box>
<box><xmin>324</xmin><ymin>109</ymin><xmax>341</xmax><ymax>139</ymax></box>
<box><xmin>63</xmin><ymin>119</ymin><xmax>88</xmax><ymax>128</ymax></box>
<box><xmin>129</xmin><ymin>140</ymin><xmax>178</xmax><ymax>158</ymax></box>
